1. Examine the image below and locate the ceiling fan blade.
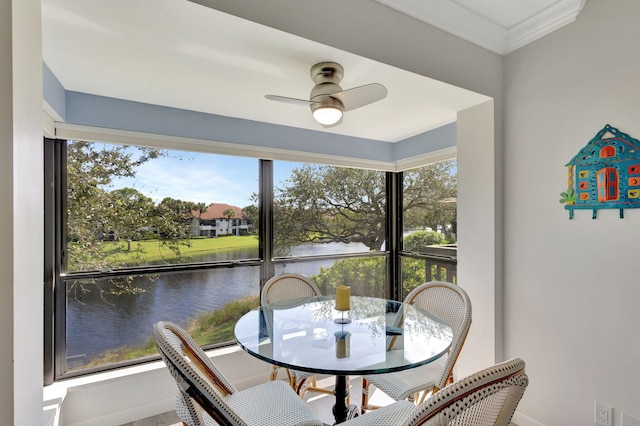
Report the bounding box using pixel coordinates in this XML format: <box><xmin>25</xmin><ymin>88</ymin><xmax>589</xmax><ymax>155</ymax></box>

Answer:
<box><xmin>265</xmin><ymin>94</ymin><xmax>314</xmax><ymax>107</ymax></box>
<box><xmin>333</xmin><ymin>83</ymin><xmax>387</xmax><ymax>111</ymax></box>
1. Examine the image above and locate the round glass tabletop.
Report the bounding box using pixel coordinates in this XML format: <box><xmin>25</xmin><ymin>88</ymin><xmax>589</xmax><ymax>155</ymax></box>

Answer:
<box><xmin>234</xmin><ymin>296</ymin><xmax>453</xmax><ymax>376</ymax></box>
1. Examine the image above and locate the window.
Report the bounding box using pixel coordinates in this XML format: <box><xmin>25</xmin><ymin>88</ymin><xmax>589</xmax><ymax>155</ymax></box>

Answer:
<box><xmin>49</xmin><ymin>140</ymin><xmax>260</xmax><ymax>377</ymax></box>
<box><xmin>599</xmin><ymin>145</ymin><xmax>616</xmax><ymax>158</ymax></box>
<box><xmin>45</xmin><ymin>139</ymin><xmax>457</xmax><ymax>380</ymax></box>
<box><xmin>400</xmin><ymin>160</ymin><xmax>457</xmax><ymax>297</ymax></box>
<box><xmin>272</xmin><ymin>161</ymin><xmax>388</xmax><ymax>298</ymax></box>
<box><xmin>597</xmin><ymin>167</ymin><xmax>619</xmax><ymax>201</ymax></box>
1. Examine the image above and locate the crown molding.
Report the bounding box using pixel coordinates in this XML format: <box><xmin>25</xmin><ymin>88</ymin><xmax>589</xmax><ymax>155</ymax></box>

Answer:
<box><xmin>374</xmin><ymin>0</ymin><xmax>587</xmax><ymax>55</ymax></box>
<box><xmin>505</xmin><ymin>0</ymin><xmax>588</xmax><ymax>54</ymax></box>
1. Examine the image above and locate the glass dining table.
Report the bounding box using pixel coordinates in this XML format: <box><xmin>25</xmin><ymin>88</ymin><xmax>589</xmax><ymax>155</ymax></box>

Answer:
<box><xmin>234</xmin><ymin>295</ymin><xmax>453</xmax><ymax>424</ymax></box>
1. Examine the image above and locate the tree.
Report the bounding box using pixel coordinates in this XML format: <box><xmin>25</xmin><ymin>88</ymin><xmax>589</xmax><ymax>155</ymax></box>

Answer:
<box><xmin>272</xmin><ymin>161</ymin><xmax>457</xmax><ymax>253</ymax></box>
<box><xmin>66</xmin><ymin>140</ymin><xmax>165</xmax><ymax>272</ymax></box>
<box><xmin>311</xmin><ymin>257</ymin><xmax>386</xmax><ymax>298</ymax></box>
<box><xmin>194</xmin><ymin>202</ymin><xmax>208</xmax><ymax>219</ymax></box>
<box><xmin>274</xmin><ymin>165</ymin><xmax>387</xmax><ymax>254</ymax></box>
<box><xmin>242</xmin><ymin>204</ymin><xmax>258</xmax><ymax>235</ymax></box>
<box><xmin>153</xmin><ymin>197</ymin><xmax>197</xmax><ymax>255</ymax></box>
<box><xmin>403</xmin><ymin>161</ymin><xmax>457</xmax><ymax>236</ymax></box>
<box><xmin>106</xmin><ymin>187</ymin><xmax>156</xmax><ymax>251</ymax></box>
<box><xmin>223</xmin><ymin>208</ymin><xmax>235</xmax><ymax>235</ymax></box>
<box><xmin>191</xmin><ymin>202</ymin><xmax>209</xmax><ymax>237</ymax></box>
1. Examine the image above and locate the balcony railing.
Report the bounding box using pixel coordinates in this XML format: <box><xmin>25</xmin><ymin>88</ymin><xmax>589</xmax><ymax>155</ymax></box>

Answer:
<box><xmin>402</xmin><ymin>243</ymin><xmax>457</xmax><ymax>284</ymax></box>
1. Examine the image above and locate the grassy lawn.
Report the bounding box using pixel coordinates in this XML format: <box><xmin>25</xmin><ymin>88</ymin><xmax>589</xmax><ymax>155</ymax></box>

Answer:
<box><xmin>101</xmin><ymin>235</ymin><xmax>259</xmax><ymax>264</ymax></box>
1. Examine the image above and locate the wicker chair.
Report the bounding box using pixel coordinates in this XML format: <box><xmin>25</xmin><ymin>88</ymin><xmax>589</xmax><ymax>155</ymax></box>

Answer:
<box><xmin>153</xmin><ymin>321</ymin><xmax>324</xmax><ymax>426</ymax></box>
<box><xmin>342</xmin><ymin>358</ymin><xmax>528</xmax><ymax>426</ymax></box>
<box><xmin>262</xmin><ymin>273</ymin><xmax>334</xmax><ymax>399</ymax></box>
<box><xmin>362</xmin><ymin>282</ymin><xmax>472</xmax><ymax>410</ymax></box>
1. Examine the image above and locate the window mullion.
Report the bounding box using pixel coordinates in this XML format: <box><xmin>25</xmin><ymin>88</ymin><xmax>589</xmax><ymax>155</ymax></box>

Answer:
<box><xmin>259</xmin><ymin>159</ymin><xmax>274</xmax><ymax>297</ymax></box>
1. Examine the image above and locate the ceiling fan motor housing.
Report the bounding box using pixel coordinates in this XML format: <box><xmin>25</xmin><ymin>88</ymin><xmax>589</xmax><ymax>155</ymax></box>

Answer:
<box><xmin>310</xmin><ymin>62</ymin><xmax>344</xmax><ymax>84</ymax></box>
<box><xmin>310</xmin><ymin>62</ymin><xmax>345</xmax><ymax>111</ymax></box>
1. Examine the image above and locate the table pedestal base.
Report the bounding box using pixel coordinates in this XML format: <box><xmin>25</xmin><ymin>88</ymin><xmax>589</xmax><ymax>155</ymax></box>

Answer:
<box><xmin>332</xmin><ymin>375</ymin><xmax>361</xmax><ymax>424</ymax></box>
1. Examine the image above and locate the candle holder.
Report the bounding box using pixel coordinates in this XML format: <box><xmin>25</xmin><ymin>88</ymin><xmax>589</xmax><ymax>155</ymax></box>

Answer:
<box><xmin>334</xmin><ymin>310</ymin><xmax>352</xmax><ymax>324</ymax></box>
<box><xmin>334</xmin><ymin>329</ymin><xmax>351</xmax><ymax>359</ymax></box>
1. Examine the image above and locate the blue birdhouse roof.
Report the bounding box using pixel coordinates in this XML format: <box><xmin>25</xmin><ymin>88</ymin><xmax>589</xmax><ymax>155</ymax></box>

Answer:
<box><xmin>566</xmin><ymin>124</ymin><xmax>640</xmax><ymax>166</ymax></box>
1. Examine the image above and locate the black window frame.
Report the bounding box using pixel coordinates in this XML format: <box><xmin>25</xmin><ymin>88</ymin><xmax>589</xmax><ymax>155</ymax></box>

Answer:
<box><xmin>43</xmin><ymin>139</ymin><xmax>412</xmax><ymax>383</ymax></box>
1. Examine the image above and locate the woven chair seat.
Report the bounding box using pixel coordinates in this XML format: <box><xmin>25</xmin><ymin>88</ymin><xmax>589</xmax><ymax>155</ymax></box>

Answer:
<box><xmin>177</xmin><ymin>380</ymin><xmax>324</xmax><ymax>426</ymax></box>
<box><xmin>337</xmin><ymin>400</ymin><xmax>415</xmax><ymax>426</ymax></box>
<box><xmin>154</xmin><ymin>321</ymin><xmax>324</xmax><ymax>426</ymax></box>
<box><xmin>363</xmin><ymin>358</ymin><xmax>444</xmax><ymax>401</ymax></box>
<box><xmin>343</xmin><ymin>358</ymin><xmax>528</xmax><ymax>426</ymax></box>
<box><xmin>225</xmin><ymin>381</ymin><xmax>322</xmax><ymax>425</ymax></box>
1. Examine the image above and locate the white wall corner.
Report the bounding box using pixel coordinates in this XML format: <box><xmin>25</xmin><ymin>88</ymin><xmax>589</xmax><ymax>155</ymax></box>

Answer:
<box><xmin>455</xmin><ymin>100</ymin><xmax>497</xmax><ymax>379</ymax></box>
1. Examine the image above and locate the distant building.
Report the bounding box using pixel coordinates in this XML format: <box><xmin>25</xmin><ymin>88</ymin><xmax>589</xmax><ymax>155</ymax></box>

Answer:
<box><xmin>191</xmin><ymin>203</ymin><xmax>252</xmax><ymax>237</ymax></box>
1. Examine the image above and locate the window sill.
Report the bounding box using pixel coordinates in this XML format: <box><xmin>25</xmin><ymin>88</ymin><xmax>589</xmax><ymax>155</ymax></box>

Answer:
<box><xmin>43</xmin><ymin>345</ymin><xmax>245</xmax><ymax>426</ymax></box>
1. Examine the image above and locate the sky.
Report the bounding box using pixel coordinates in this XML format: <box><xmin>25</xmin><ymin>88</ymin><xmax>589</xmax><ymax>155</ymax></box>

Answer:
<box><xmin>106</xmin><ymin>146</ymin><xmax>297</xmax><ymax>208</ymax></box>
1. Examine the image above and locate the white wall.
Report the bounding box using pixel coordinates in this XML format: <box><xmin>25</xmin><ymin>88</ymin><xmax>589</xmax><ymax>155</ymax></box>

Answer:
<box><xmin>0</xmin><ymin>0</ymin><xmax>14</xmax><ymax>419</ymax></box>
<box><xmin>0</xmin><ymin>0</ymin><xmax>44</xmax><ymax>424</ymax></box>
<box><xmin>456</xmin><ymin>101</ymin><xmax>498</xmax><ymax>379</ymax></box>
<box><xmin>504</xmin><ymin>0</ymin><xmax>640</xmax><ymax>424</ymax></box>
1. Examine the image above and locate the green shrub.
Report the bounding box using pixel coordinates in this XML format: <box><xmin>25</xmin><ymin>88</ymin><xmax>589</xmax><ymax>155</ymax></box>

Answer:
<box><xmin>404</xmin><ymin>230</ymin><xmax>445</xmax><ymax>251</ymax></box>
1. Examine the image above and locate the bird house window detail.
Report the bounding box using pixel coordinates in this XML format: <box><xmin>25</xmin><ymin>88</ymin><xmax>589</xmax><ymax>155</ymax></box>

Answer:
<box><xmin>578</xmin><ymin>170</ymin><xmax>589</xmax><ymax>178</ymax></box>
<box><xmin>629</xmin><ymin>164</ymin><xmax>640</xmax><ymax>174</ymax></box>
<box><xmin>629</xmin><ymin>190</ymin><xmax>640</xmax><ymax>199</ymax></box>
<box><xmin>599</xmin><ymin>146</ymin><xmax>616</xmax><ymax>158</ymax></box>
<box><xmin>578</xmin><ymin>181</ymin><xmax>589</xmax><ymax>189</ymax></box>
<box><xmin>629</xmin><ymin>177</ymin><xmax>640</xmax><ymax>186</ymax></box>
<box><xmin>597</xmin><ymin>168</ymin><xmax>618</xmax><ymax>201</ymax></box>
<box><xmin>579</xmin><ymin>192</ymin><xmax>590</xmax><ymax>200</ymax></box>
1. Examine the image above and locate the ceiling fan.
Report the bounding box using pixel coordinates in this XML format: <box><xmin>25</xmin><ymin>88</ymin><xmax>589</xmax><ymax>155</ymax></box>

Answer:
<box><xmin>265</xmin><ymin>62</ymin><xmax>388</xmax><ymax>128</ymax></box>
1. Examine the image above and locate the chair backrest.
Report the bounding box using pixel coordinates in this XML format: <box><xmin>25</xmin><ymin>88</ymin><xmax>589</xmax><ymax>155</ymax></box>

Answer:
<box><xmin>153</xmin><ymin>321</ymin><xmax>244</xmax><ymax>426</ymax></box>
<box><xmin>404</xmin><ymin>358</ymin><xmax>528</xmax><ymax>426</ymax></box>
<box><xmin>395</xmin><ymin>281</ymin><xmax>472</xmax><ymax>391</ymax></box>
<box><xmin>261</xmin><ymin>273</ymin><xmax>321</xmax><ymax>305</ymax></box>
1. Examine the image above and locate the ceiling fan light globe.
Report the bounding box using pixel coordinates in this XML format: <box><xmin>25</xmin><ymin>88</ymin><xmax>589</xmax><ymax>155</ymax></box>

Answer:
<box><xmin>313</xmin><ymin>106</ymin><xmax>343</xmax><ymax>125</ymax></box>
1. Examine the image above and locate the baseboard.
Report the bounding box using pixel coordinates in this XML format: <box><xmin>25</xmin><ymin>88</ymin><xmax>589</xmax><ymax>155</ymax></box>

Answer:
<box><xmin>512</xmin><ymin>410</ymin><xmax>545</xmax><ymax>426</ymax></box>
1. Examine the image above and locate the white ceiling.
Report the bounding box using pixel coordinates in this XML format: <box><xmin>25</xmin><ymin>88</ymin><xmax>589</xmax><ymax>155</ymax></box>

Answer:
<box><xmin>41</xmin><ymin>0</ymin><xmax>585</xmax><ymax>143</ymax></box>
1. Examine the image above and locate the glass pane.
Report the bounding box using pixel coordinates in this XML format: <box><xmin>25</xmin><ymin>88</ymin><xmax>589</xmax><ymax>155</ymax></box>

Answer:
<box><xmin>66</xmin><ymin>141</ymin><xmax>258</xmax><ymax>272</ymax></box>
<box><xmin>277</xmin><ymin>257</ymin><xmax>387</xmax><ymax>298</ymax></box>
<box><xmin>273</xmin><ymin>161</ymin><xmax>386</xmax><ymax>258</ymax></box>
<box><xmin>65</xmin><ymin>266</ymin><xmax>260</xmax><ymax>372</ymax></box>
<box><xmin>402</xmin><ymin>160</ymin><xmax>457</xmax><ymax>248</ymax></box>
<box><xmin>400</xmin><ymin>256</ymin><xmax>457</xmax><ymax>298</ymax></box>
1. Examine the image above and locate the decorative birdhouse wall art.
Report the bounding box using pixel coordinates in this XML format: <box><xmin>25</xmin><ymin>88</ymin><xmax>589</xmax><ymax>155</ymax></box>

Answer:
<box><xmin>562</xmin><ymin>124</ymin><xmax>640</xmax><ymax>219</ymax></box>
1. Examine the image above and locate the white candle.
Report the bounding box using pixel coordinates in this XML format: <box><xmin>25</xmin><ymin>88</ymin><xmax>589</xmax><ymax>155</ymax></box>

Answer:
<box><xmin>335</xmin><ymin>285</ymin><xmax>350</xmax><ymax>311</ymax></box>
